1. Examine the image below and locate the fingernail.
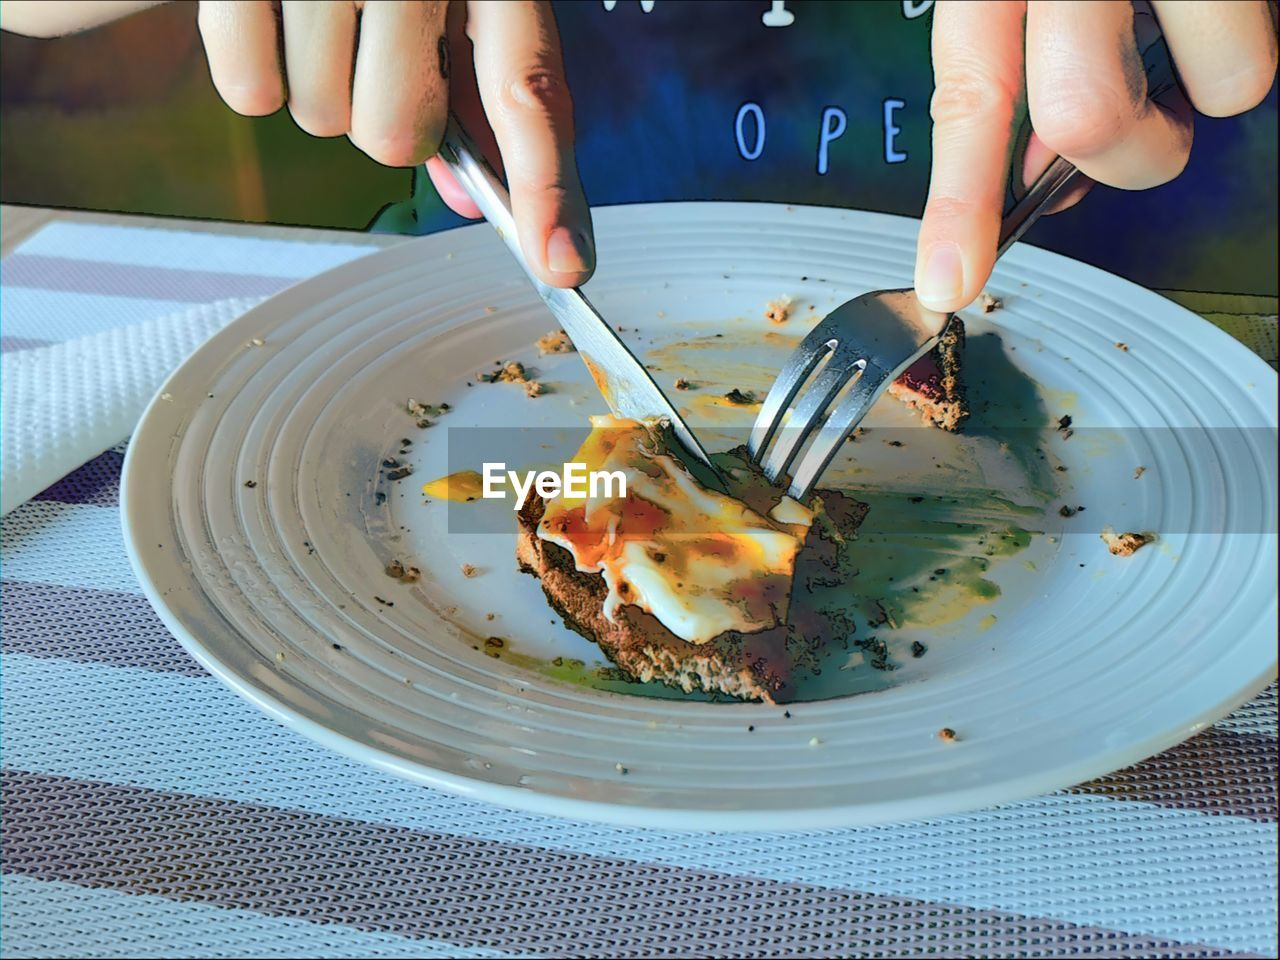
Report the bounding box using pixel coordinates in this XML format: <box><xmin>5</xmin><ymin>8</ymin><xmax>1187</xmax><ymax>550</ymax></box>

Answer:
<box><xmin>916</xmin><ymin>242</ymin><xmax>964</xmax><ymax>309</ymax></box>
<box><xmin>547</xmin><ymin>226</ymin><xmax>594</xmax><ymax>275</ymax></box>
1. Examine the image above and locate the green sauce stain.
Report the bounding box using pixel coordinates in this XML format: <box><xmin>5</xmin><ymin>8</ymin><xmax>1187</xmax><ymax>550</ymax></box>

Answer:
<box><xmin>838</xmin><ymin>489</ymin><xmax>1039</xmax><ymax>630</ymax></box>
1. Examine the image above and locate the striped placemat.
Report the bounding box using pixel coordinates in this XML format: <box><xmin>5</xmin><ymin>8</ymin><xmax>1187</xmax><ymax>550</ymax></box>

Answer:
<box><xmin>1</xmin><ymin>221</ymin><xmax>1276</xmax><ymax>959</ymax></box>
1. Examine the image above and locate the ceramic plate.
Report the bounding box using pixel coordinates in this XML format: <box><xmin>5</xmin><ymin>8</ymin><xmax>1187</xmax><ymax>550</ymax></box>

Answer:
<box><xmin>122</xmin><ymin>203</ymin><xmax>1278</xmax><ymax>829</ymax></box>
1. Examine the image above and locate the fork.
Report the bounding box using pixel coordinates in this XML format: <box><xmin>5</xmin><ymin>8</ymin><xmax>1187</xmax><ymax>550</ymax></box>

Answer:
<box><xmin>748</xmin><ymin>153</ymin><xmax>1082</xmax><ymax>500</ymax></box>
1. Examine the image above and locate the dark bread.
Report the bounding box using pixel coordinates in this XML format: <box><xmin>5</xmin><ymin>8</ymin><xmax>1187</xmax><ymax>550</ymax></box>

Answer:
<box><xmin>886</xmin><ymin>316</ymin><xmax>968</xmax><ymax>431</ymax></box>
<box><xmin>516</xmin><ymin>489</ymin><xmax>868</xmax><ymax>703</ymax></box>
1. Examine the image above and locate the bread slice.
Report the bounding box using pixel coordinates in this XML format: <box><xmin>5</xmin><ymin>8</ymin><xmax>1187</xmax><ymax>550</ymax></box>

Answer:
<box><xmin>886</xmin><ymin>317</ymin><xmax>968</xmax><ymax>431</ymax></box>
<box><xmin>517</xmin><ymin>487</ymin><xmax>868</xmax><ymax>703</ymax></box>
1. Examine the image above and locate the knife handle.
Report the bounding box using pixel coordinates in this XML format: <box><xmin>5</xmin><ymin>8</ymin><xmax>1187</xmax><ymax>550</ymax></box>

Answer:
<box><xmin>436</xmin><ymin>115</ymin><xmax>554</xmax><ymax>300</ymax></box>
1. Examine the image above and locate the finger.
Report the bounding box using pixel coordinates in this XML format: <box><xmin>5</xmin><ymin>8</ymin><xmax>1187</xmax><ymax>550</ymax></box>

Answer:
<box><xmin>282</xmin><ymin>0</ymin><xmax>357</xmax><ymax>137</ymax></box>
<box><xmin>197</xmin><ymin>0</ymin><xmax>285</xmax><ymax>116</ymax></box>
<box><xmin>1026</xmin><ymin>0</ymin><xmax>1193</xmax><ymax>192</ymax></box>
<box><xmin>468</xmin><ymin>0</ymin><xmax>594</xmax><ymax>288</ymax></box>
<box><xmin>914</xmin><ymin>0</ymin><xmax>1027</xmax><ymax>312</ymax></box>
<box><xmin>1016</xmin><ymin>129</ymin><xmax>1095</xmax><ymax>214</ymax></box>
<box><xmin>350</xmin><ymin>0</ymin><xmax>450</xmax><ymax>167</ymax></box>
<box><xmin>425</xmin><ymin>1</ymin><xmax>485</xmax><ymax>219</ymax></box>
<box><xmin>1151</xmin><ymin>0</ymin><xmax>1278</xmax><ymax>117</ymax></box>
<box><xmin>426</xmin><ymin>156</ymin><xmax>483</xmax><ymax>218</ymax></box>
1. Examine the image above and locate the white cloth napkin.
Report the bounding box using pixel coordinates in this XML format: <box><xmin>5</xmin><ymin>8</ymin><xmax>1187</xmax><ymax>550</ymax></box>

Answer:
<box><xmin>1</xmin><ymin>297</ymin><xmax>262</xmax><ymax>516</ymax></box>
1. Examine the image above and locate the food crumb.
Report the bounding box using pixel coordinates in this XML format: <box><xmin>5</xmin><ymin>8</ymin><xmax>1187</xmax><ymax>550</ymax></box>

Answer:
<box><xmin>674</xmin><ymin>377</ymin><xmax>693</xmax><ymax>391</ymax></box>
<box><xmin>765</xmin><ymin>296</ymin><xmax>794</xmax><ymax>324</ymax></box>
<box><xmin>1059</xmin><ymin>504</ymin><xmax>1082</xmax><ymax>518</ymax></box>
<box><xmin>243</xmin><ymin>480</ymin><xmax>257</xmax><ymax>489</ymax></box>
<box><xmin>980</xmin><ymin>292</ymin><xmax>1002</xmax><ymax>313</ymax></box>
<box><xmin>461</xmin><ymin>563</ymin><xmax>479</xmax><ymax>578</ymax></box>
<box><xmin>911</xmin><ymin>640</ymin><xmax>927</xmax><ymax>658</ymax></box>
<box><xmin>1134</xmin><ymin>466</ymin><xmax>1146</xmax><ymax>479</ymax></box>
<box><xmin>808</xmin><ymin>736</ymin><xmax>822</xmax><ymax>747</ymax></box>
<box><xmin>523</xmin><ymin>379</ymin><xmax>545</xmax><ymax>398</ymax></box>
<box><xmin>723</xmin><ymin>388</ymin><xmax>758</xmax><ymax>405</ymax></box>
<box><xmin>485</xmin><ymin>612</ymin><xmax>495</xmax><ymax>621</ymax></box>
<box><xmin>537</xmin><ymin>330</ymin><xmax>575</xmax><ymax>355</ymax></box>
<box><xmin>274</xmin><ymin>651</ymin><xmax>286</xmax><ymax>663</ymax></box>
<box><xmin>386</xmin><ymin>466</ymin><xmax>413</xmax><ymax>482</ymax></box>
<box><xmin>615</xmin><ymin>762</ymin><xmax>629</xmax><ymax>775</ymax></box>
<box><xmin>1115</xmin><ymin>341</ymin><xmax>1129</xmax><ymax>352</ymax></box>
<box><xmin>1056</xmin><ymin>414</ymin><xmax>1074</xmax><ymax>440</ymax></box>
<box><xmin>887</xmin><ymin>439</ymin><xmax>905</xmax><ymax>448</ymax></box>
<box><xmin>385</xmin><ymin>560</ymin><xmax>405</xmax><ymax>579</ymax></box>
<box><xmin>938</xmin><ymin>727</ymin><xmax>957</xmax><ymax>742</ymax></box>
<box><xmin>1101</xmin><ymin>528</ymin><xmax>1156</xmax><ymax>557</ymax></box>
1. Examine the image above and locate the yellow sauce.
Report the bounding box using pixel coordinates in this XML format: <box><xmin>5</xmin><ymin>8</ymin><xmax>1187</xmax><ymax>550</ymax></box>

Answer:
<box><xmin>421</xmin><ymin>470</ymin><xmax>486</xmax><ymax>502</ymax></box>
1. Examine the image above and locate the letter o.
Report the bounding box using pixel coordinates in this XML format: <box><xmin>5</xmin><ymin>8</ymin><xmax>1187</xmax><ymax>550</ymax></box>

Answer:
<box><xmin>735</xmin><ymin>102</ymin><xmax>766</xmax><ymax>161</ymax></box>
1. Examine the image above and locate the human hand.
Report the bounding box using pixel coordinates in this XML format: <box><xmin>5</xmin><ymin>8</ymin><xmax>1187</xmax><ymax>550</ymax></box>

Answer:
<box><xmin>197</xmin><ymin>0</ymin><xmax>594</xmax><ymax>287</ymax></box>
<box><xmin>915</xmin><ymin>0</ymin><xmax>1277</xmax><ymax>313</ymax></box>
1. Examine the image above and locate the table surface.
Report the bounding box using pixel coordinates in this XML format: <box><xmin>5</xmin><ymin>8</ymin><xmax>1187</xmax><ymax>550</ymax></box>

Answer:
<box><xmin>1</xmin><ymin>202</ymin><xmax>1276</xmax><ymax>960</ymax></box>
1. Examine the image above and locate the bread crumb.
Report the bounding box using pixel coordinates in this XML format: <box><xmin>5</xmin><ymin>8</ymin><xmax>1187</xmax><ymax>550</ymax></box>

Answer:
<box><xmin>477</xmin><ymin>360</ymin><xmax>544</xmax><ymax>398</ymax></box>
<box><xmin>765</xmin><ymin>296</ymin><xmax>794</xmax><ymax>324</ymax></box>
<box><xmin>1133</xmin><ymin>466</ymin><xmax>1146</xmax><ymax>479</ymax></box>
<box><xmin>723</xmin><ymin>388</ymin><xmax>759</xmax><ymax>405</ymax></box>
<box><xmin>385</xmin><ymin>560</ymin><xmax>405</xmax><ymax>579</ymax></box>
<box><xmin>485</xmin><ymin>612</ymin><xmax>495</xmax><ymax>621</ymax></box>
<box><xmin>980</xmin><ymin>292</ymin><xmax>1002</xmax><ymax>313</ymax></box>
<box><xmin>674</xmin><ymin>377</ymin><xmax>693</xmax><ymax>391</ymax></box>
<box><xmin>537</xmin><ymin>330</ymin><xmax>575</xmax><ymax>355</ymax></box>
<box><xmin>615</xmin><ymin>762</ymin><xmax>629</xmax><ymax>775</ymax></box>
<box><xmin>1115</xmin><ymin>341</ymin><xmax>1129</xmax><ymax>352</ymax></box>
<box><xmin>275</xmin><ymin>651</ymin><xmax>286</xmax><ymax>663</ymax></box>
<box><xmin>938</xmin><ymin>727</ymin><xmax>957</xmax><ymax>742</ymax></box>
<box><xmin>1056</xmin><ymin>414</ymin><xmax>1074</xmax><ymax>440</ymax></box>
<box><xmin>461</xmin><ymin>563</ymin><xmax>479</xmax><ymax>578</ymax></box>
<box><xmin>1101</xmin><ymin>528</ymin><xmax>1155</xmax><ymax>557</ymax></box>
<box><xmin>808</xmin><ymin>736</ymin><xmax>822</xmax><ymax>747</ymax></box>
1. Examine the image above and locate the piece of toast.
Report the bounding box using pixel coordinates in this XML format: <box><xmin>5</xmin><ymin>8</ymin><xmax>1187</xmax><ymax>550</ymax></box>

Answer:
<box><xmin>517</xmin><ymin>489</ymin><xmax>868</xmax><ymax>703</ymax></box>
<box><xmin>886</xmin><ymin>317</ymin><xmax>968</xmax><ymax>431</ymax></box>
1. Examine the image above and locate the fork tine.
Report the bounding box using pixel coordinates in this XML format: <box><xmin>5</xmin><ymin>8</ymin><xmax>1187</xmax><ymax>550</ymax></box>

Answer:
<box><xmin>786</xmin><ymin>360</ymin><xmax>891</xmax><ymax>500</ymax></box>
<box><xmin>749</xmin><ymin>323</ymin><xmax>840</xmax><ymax>462</ymax></box>
<box><xmin>761</xmin><ymin>355</ymin><xmax>864</xmax><ymax>483</ymax></box>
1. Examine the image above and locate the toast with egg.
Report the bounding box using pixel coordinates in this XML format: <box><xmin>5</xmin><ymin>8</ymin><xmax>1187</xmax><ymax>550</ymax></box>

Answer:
<box><xmin>515</xmin><ymin>418</ymin><xmax>869</xmax><ymax>703</ymax></box>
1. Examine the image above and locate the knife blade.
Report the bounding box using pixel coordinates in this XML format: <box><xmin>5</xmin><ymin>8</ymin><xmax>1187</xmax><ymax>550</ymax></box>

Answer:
<box><xmin>435</xmin><ymin>116</ymin><xmax>721</xmax><ymax>485</ymax></box>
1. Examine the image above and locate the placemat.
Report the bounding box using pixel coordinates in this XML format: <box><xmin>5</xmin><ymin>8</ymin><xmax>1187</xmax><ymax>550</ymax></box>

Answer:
<box><xmin>2</xmin><ymin>220</ymin><xmax>1276</xmax><ymax>959</ymax></box>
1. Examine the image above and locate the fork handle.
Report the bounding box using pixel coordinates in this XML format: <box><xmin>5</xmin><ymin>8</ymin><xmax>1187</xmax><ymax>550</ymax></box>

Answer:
<box><xmin>995</xmin><ymin>156</ymin><xmax>1081</xmax><ymax>260</ymax></box>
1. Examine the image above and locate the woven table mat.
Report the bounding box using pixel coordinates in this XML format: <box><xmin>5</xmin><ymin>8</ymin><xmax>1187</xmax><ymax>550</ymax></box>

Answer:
<box><xmin>1</xmin><ymin>221</ymin><xmax>1276</xmax><ymax>959</ymax></box>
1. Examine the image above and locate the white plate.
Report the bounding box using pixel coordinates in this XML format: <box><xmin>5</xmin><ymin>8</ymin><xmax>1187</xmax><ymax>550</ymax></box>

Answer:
<box><xmin>123</xmin><ymin>203</ymin><xmax>1278</xmax><ymax>829</ymax></box>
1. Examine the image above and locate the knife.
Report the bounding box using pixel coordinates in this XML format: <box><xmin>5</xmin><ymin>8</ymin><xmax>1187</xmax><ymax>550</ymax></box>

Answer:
<box><xmin>435</xmin><ymin>115</ymin><xmax>723</xmax><ymax>488</ymax></box>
